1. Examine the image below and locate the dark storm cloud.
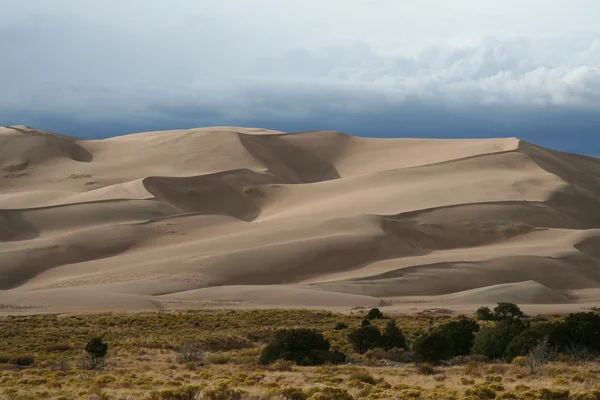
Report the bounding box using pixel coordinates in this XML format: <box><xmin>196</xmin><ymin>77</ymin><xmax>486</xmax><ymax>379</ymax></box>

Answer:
<box><xmin>0</xmin><ymin>0</ymin><xmax>599</xmax><ymax>155</ymax></box>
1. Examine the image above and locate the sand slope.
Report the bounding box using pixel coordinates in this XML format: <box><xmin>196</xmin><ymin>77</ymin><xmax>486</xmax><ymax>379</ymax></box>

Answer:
<box><xmin>1</xmin><ymin>125</ymin><xmax>599</xmax><ymax>314</ymax></box>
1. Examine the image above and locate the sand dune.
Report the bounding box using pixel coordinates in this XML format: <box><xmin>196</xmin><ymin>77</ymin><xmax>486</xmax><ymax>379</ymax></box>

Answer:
<box><xmin>1</xmin><ymin>125</ymin><xmax>599</xmax><ymax>314</ymax></box>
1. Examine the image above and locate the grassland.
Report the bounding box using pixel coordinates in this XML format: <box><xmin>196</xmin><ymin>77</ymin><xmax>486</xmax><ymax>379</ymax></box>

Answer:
<box><xmin>0</xmin><ymin>309</ymin><xmax>597</xmax><ymax>400</ymax></box>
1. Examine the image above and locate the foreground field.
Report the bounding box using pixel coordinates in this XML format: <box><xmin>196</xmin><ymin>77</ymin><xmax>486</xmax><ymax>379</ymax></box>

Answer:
<box><xmin>1</xmin><ymin>309</ymin><xmax>599</xmax><ymax>400</ymax></box>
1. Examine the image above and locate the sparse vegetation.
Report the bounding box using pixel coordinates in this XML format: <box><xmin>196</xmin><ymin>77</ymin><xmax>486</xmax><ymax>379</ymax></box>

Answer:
<box><xmin>0</xmin><ymin>305</ymin><xmax>598</xmax><ymax>399</ymax></box>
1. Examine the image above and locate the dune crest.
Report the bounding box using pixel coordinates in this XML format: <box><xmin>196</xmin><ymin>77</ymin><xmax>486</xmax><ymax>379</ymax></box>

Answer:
<box><xmin>0</xmin><ymin>126</ymin><xmax>599</xmax><ymax>314</ymax></box>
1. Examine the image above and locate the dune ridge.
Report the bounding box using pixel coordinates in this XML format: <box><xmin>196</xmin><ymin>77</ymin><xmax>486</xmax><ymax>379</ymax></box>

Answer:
<box><xmin>1</xmin><ymin>125</ymin><xmax>599</xmax><ymax>314</ymax></box>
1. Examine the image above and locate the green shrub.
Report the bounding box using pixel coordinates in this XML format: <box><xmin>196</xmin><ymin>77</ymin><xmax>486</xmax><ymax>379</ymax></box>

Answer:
<box><xmin>464</xmin><ymin>383</ymin><xmax>497</xmax><ymax>399</ymax></box>
<box><xmin>365</xmin><ymin>308</ymin><xmax>384</xmax><ymax>320</ymax></box>
<box><xmin>505</xmin><ymin>323</ymin><xmax>556</xmax><ymax>359</ymax></box>
<box><xmin>412</xmin><ymin>331</ymin><xmax>454</xmax><ymax>363</ymax></box>
<box><xmin>382</xmin><ymin>319</ymin><xmax>406</xmax><ymax>350</ymax></box>
<box><xmin>348</xmin><ymin>324</ymin><xmax>383</xmax><ymax>354</ymax></box>
<box><xmin>476</xmin><ymin>303</ymin><xmax>524</xmax><ymax>321</ymax></box>
<box><xmin>85</xmin><ymin>337</ymin><xmax>108</xmax><ymax>358</ymax></box>
<box><xmin>475</xmin><ymin>306</ymin><xmax>496</xmax><ymax>321</ymax></box>
<box><xmin>494</xmin><ymin>303</ymin><xmax>525</xmax><ymax>320</ymax></box>
<box><xmin>437</xmin><ymin>317</ymin><xmax>479</xmax><ymax>356</ymax></box>
<box><xmin>472</xmin><ymin>319</ymin><xmax>525</xmax><ymax>360</ymax></box>
<box><xmin>259</xmin><ymin>328</ymin><xmax>342</xmax><ymax>366</ymax></box>
<box><xmin>334</xmin><ymin>322</ymin><xmax>348</xmax><ymax>330</ymax></box>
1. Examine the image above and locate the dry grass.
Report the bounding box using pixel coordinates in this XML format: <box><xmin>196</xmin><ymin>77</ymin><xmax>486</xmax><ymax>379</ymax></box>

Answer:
<box><xmin>0</xmin><ymin>310</ymin><xmax>598</xmax><ymax>399</ymax></box>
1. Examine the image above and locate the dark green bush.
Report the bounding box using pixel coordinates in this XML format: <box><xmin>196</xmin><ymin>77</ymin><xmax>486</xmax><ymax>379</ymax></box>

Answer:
<box><xmin>412</xmin><ymin>331</ymin><xmax>454</xmax><ymax>363</ymax></box>
<box><xmin>437</xmin><ymin>317</ymin><xmax>479</xmax><ymax>356</ymax></box>
<box><xmin>472</xmin><ymin>319</ymin><xmax>525</xmax><ymax>360</ymax></box>
<box><xmin>335</xmin><ymin>322</ymin><xmax>348</xmax><ymax>330</ymax></box>
<box><xmin>348</xmin><ymin>324</ymin><xmax>383</xmax><ymax>354</ymax></box>
<box><xmin>505</xmin><ymin>324</ymin><xmax>554</xmax><ymax>359</ymax></box>
<box><xmin>476</xmin><ymin>303</ymin><xmax>524</xmax><ymax>321</ymax></box>
<box><xmin>85</xmin><ymin>337</ymin><xmax>108</xmax><ymax>358</ymax></box>
<box><xmin>382</xmin><ymin>319</ymin><xmax>406</xmax><ymax>350</ymax></box>
<box><xmin>365</xmin><ymin>307</ymin><xmax>384</xmax><ymax>320</ymax></box>
<box><xmin>259</xmin><ymin>328</ymin><xmax>342</xmax><ymax>366</ymax></box>
<box><xmin>475</xmin><ymin>306</ymin><xmax>496</xmax><ymax>321</ymax></box>
<box><xmin>494</xmin><ymin>303</ymin><xmax>525</xmax><ymax>320</ymax></box>
<box><xmin>554</xmin><ymin>312</ymin><xmax>600</xmax><ymax>354</ymax></box>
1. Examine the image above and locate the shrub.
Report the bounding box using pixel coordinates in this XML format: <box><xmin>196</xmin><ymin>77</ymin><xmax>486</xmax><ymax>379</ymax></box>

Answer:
<box><xmin>416</xmin><ymin>362</ymin><xmax>437</xmax><ymax>375</ymax></box>
<box><xmin>464</xmin><ymin>384</ymin><xmax>497</xmax><ymax>399</ymax></box>
<box><xmin>86</xmin><ymin>337</ymin><xmax>108</xmax><ymax>358</ymax></box>
<box><xmin>475</xmin><ymin>306</ymin><xmax>496</xmax><ymax>321</ymax></box>
<box><xmin>206</xmin><ymin>353</ymin><xmax>231</xmax><ymax>364</ymax></box>
<box><xmin>382</xmin><ymin>319</ymin><xmax>406</xmax><ymax>350</ymax></box>
<box><xmin>412</xmin><ymin>331</ymin><xmax>454</xmax><ymax>363</ymax></box>
<box><xmin>335</xmin><ymin>322</ymin><xmax>348</xmax><ymax>330</ymax></box>
<box><xmin>505</xmin><ymin>324</ymin><xmax>554</xmax><ymax>359</ymax></box>
<box><xmin>494</xmin><ymin>303</ymin><xmax>525</xmax><ymax>320</ymax></box>
<box><xmin>539</xmin><ymin>388</ymin><xmax>569</xmax><ymax>400</ymax></box>
<box><xmin>149</xmin><ymin>385</ymin><xmax>202</xmax><ymax>400</ymax></box>
<box><xmin>437</xmin><ymin>317</ymin><xmax>479</xmax><ymax>356</ymax></box>
<box><xmin>79</xmin><ymin>337</ymin><xmax>108</xmax><ymax>370</ymax></box>
<box><xmin>45</xmin><ymin>343</ymin><xmax>73</xmax><ymax>352</ymax></box>
<box><xmin>476</xmin><ymin>303</ymin><xmax>524</xmax><ymax>321</ymax></box>
<box><xmin>365</xmin><ymin>307</ymin><xmax>384</xmax><ymax>320</ymax></box>
<box><xmin>386</xmin><ymin>347</ymin><xmax>412</xmax><ymax>362</ymax></box>
<box><xmin>554</xmin><ymin>312</ymin><xmax>600</xmax><ymax>355</ymax></box>
<box><xmin>348</xmin><ymin>324</ymin><xmax>383</xmax><ymax>354</ymax></box>
<box><xmin>307</xmin><ymin>386</ymin><xmax>353</xmax><ymax>400</ymax></box>
<box><xmin>472</xmin><ymin>319</ymin><xmax>525</xmax><ymax>360</ymax></box>
<box><xmin>177</xmin><ymin>343</ymin><xmax>204</xmax><ymax>364</ymax></box>
<box><xmin>259</xmin><ymin>328</ymin><xmax>340</xmax><ymax>366</ymax></box>
<box><xmin>270</xmin><ymin>359</ymin><xmax>294</xmax><ymax>371</ymax></box>
<box><xmin>349</xmin><ymin>369</ymin><xmax>377</xmax><ymax>385</ymax></box>
<box><xmin>9</xmin><ymin>354</ymin><xmax>34</xmax><ymax>366</ymax></box>
<box><xmin>0</xmin><ymin>354</ymin><xmax>9</xmax><ymax>364</ymax></box>
<box><xmin>203</xmin><ymin>384</ymin><xmax>247</xmax><ymax>400</ymax></box>
<box><xmin>511</xmin><ymin>356</ymin><xmax>527</xmax><ymax>366</ymax></box>
<box><xmin>364</xmin><ymin>348</ymin><xmax>389</xmax><ymax>361</ymax></box>
<box><xmin>275</xmin><ymin>387</ymin><xmax>309</xmax><ymax>400</ymax></box>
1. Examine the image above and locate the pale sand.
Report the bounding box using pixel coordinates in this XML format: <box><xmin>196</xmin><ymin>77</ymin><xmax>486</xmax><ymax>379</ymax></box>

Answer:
<box><xmin>1</xmin><ymin>124</ymin><xmax>600</xmax><ymax>315</ymax></box>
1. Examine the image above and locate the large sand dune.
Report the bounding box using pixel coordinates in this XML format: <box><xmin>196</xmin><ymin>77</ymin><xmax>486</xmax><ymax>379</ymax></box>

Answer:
<box><xmin>1</xmin><ymin>125</ymin><xmax>600</xmax><ymax>314</ymax></box>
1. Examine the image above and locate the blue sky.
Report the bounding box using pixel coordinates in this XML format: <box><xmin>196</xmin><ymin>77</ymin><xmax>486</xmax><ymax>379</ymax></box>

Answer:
<box><xmin>1</xmin><ymin>0</ymin><xmax>599</xmax><ymax>156</ymax></box>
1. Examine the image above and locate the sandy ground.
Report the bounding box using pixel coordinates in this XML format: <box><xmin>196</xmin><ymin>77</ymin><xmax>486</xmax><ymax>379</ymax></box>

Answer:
<box><xmin>1</xmin><ymin>125</ymin><xmax>600</xmax><ymax>315</ymax></box>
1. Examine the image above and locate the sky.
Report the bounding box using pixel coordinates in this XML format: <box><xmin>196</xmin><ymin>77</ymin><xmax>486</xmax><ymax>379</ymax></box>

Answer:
<box><xmin>1</xmin><ymin>0</ymin><xmax>599</xmax><ymax>155</ymax></box>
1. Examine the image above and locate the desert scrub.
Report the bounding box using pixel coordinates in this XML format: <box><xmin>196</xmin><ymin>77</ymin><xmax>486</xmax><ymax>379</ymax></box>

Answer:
<box><xmin>203</xmin><ymin>383</ymin><xmax>248</xmax><ymax>400</ymax></box>
<box><xmin>205</xmin><ymin>353</ymin><xmax>231</xmax><ymax>365</ymax></box>
<box><xmin>348</xmin><ymin>369</ymin><xmax>378</xmax><ymax>385</ymax></box>
<box><xmin>306</xmin><ymin>386</ymin><xmax>353</xmax><ymax>400</ymax></box>
<box><xmin>463</xmin><ymin>383</ymin><xmax>502</xmax><ymax>399</ymax></box>
<box><xmin>268</xmin><ymin>386</ymin><xmax>309</xmax><ymax>400</ymax></box>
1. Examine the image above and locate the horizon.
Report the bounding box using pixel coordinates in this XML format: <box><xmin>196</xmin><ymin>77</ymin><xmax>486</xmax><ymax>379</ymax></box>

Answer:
<box><xmin>1</xmin><ymin>1</ymin><xmax>599</xmax><ymax>156</ymax></box>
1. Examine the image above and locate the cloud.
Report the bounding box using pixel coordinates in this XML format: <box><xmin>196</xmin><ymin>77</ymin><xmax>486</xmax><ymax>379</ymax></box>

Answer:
<box><xmin>0</xmin><ymin>0</ymin><xmax>599</xmax><ymax>155</ymax></box>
